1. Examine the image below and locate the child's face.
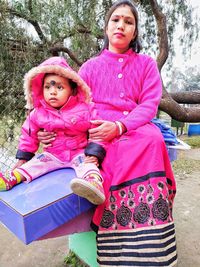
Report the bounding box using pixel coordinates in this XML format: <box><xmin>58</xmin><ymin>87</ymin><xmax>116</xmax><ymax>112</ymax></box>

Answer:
<box><xmin>43</xmin><ymin>74</ymin><xmax>72</xmax><ymax>109</ymax></box>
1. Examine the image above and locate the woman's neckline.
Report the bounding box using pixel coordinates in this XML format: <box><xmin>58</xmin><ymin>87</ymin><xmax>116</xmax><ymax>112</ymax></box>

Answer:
<box><xmin>101</xmin><ymin>48</ymin><xmax>134</xmax><ymax>59</ymax></box>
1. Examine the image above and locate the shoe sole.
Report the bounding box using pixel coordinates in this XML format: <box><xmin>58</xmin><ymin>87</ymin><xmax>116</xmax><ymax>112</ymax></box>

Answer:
<box><xmin>70</xmin><ymin>178</ymin><xmax>105</xmax><ymax>205</ymax></box>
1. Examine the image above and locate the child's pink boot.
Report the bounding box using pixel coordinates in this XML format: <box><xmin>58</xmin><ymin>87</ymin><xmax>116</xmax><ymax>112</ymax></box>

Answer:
<box><xmin>70</xmin><ymin>171</ymin><xmax>105</xmax><ymax>205</ymax></box>
<box><xmin>0</xmin><ymin>171</ymin><xmax>22</xmax><ymax>191</ymax></box>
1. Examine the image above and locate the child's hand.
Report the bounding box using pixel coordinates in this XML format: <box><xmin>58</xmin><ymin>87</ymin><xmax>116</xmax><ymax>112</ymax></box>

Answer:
<box><xmin>84</xmin><ymin>156</ymin><xmax>99</xmax><ymax>167</ymax></box>
<box><xmin>12</xmin><ymin>159</ymin><xmax>27</xmax><ymax>171</ymax></box>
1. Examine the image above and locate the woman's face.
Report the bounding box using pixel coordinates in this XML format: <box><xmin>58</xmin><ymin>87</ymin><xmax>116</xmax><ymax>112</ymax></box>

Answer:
<box><xmin>106</xmin><ymin>5</ymin><xmax>136</xmax><ymax>54</ymax></box>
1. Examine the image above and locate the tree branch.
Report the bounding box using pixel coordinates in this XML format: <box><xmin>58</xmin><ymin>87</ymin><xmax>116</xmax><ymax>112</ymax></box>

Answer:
<box><xmin>5</xmin><ymin>7</ymin><xmax>47</xmax><ymax>43</ymax></box>
<box><xmin>170</xmin><ymin>91</ymin><xmax>200</xmax><ymax>104</ymax></box>
<box><xmin>49</xmin><ymin>46</ymin><xmax>83</xmax><ymax>66</ymax></box>
<box><xmin>149</xmin><ymin>0</ymin><xmax>168</xmax><ymax>71</ymax></box>
<box><xmin>149</xmin><ymin>0</ymin><xmax>200</xmax><ymax>122</ymax></box>
<box><xmin>160</xmin><ymin>88</ymin><xmax>200</xmax><ymax>122</ymax></box>
<box><xmin>28</xmin><ymin>0</ymin><xmax>33</xmax><ymax>14</ymax></box>
<box><xmin>54</xmin><ymin>27</ymin><xmax>103</xmax><ymax>45</ymax></box>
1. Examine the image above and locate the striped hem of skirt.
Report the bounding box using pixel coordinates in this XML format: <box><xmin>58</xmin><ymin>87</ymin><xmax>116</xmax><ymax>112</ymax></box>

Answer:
<box><xmin>97</xmin><ymin>222</ymin><xmax>177</xmax><ymax>266</ymax></box>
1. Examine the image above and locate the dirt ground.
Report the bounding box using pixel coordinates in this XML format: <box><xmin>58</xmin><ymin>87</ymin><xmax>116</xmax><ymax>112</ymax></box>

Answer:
<box><xmin>172</xmin><ymin>148</ymin><xmax>200</xmax><ymax>267</ymax></box>
<box><xmin>0</xmin><ymin>148</ymin><xmax>200</xmax><ymax>267</ymax></box>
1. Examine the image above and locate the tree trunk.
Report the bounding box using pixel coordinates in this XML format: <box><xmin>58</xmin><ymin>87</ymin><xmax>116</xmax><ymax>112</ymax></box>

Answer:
<box><xmin>170</xmin><ymin>92</ymin><xmax>200</xmax><ymax>104</ymax></box>
<box><xmin>150</xmin><ymin>0</ymin><xmax>200</xmax><ymax>122</ymax></box>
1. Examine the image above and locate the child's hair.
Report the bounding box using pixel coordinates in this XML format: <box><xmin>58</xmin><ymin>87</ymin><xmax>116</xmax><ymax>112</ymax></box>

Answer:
<box><xmin>101</xmin><ymin>0</ymin><xmax>142</xmax><ymax>53</ymax></box>
<box><xmin>69</xmin><ymin>79</ymin><xmax>78</xmax><ymax>96</ymax></box>
<box><xmin>43</xmin><ymin>73</ymin><xmax>78</xmax><ymax>96</ymax></box>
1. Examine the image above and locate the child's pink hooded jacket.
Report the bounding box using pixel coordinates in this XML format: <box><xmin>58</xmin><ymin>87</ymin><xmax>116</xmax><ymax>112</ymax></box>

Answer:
<box><xmin>16</xmin><ymin>57</ymin><xmax>105</xmax><ymax>163</ymax></box>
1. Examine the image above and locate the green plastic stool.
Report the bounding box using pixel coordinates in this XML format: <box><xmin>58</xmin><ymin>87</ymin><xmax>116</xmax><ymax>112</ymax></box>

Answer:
<box><xmin>69</xmin><ymin>231</ymin><xmax>98</xmax><ymax>267</ymax></box>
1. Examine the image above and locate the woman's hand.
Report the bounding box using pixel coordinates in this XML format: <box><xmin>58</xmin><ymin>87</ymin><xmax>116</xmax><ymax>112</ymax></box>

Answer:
<box><xmin>89</xmin><ymin>120</ymin><xmax>117</xmax><ymax>142</ymax></box>
<box><xmin>37</xmin><ymin>129</ymin><xmax>56</xmax><ymax>148</ymax></box>
<box><xmin>84</xmin><ymin>156</ymin><xmax>99</xmax><ymax>167</ymax></box>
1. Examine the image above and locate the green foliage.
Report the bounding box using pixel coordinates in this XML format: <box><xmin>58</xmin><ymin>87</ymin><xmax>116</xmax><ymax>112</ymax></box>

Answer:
<box><xmin>167</xmin><ymin>66</ymin><xmax>200</xmax><ymax>92</ymax></box>
<box><xmin>63</xmin><ymin>0</ymin><xmax>104</xmax><ymax>62</ymax></box>
<box><xmin>0</xmin><ymin>115</ymin><xmax>22</xmax><ymax>146</ymax></box>
<box><xmin>172</xmin><ymin>135</ymin><xmax>200</xmax><ymax>176</ymax></box>
<box><xmin>172</xmin><ymin>154</ymin><xmax>199</xmax><ymax>175</ymax></box>
<box><xmin>138</xmin><ymin>0</ymin><xmax>199</xmax><ymax>61</ymax></box>
<box><xmin>64</xmin><ymin>251</ymin><xmax>88</xmax><ymax>267</ymax></box>
<box><xmin>0</xmin><ymin>0</ymin><xmax>199</xmax><ymax>64</ymax></box>
<box><xmin>181</xmin><ymin>135</ymin><xmax>200</xmax><ymax>148</ymax></box>
<box><xmin>0</xmin><ymin>115</ymin><xmax>24</xmax><ymax>171</ymax></box>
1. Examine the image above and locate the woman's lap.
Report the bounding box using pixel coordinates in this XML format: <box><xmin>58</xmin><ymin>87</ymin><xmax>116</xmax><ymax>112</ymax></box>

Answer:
<box><xmin>92</xmin><ymin>123</ymin><xmax>177</xmax><ymax>266</ymax></box>
<box><xmin>101</xmin><ymin>123</ymin><xmax>174</xmax><ymax>186</ymax></box>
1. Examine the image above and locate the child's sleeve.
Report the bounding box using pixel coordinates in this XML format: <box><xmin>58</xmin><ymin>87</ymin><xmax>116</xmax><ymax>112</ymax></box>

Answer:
<box><xmin>16</xmin><ymin>109</ymin><xmax>40</xmax><ymax>161</ymax></box>
<box><xmin>84</xmin><ymin>142</ymin><xmax>106</xmax><ymax>167</ymax></box>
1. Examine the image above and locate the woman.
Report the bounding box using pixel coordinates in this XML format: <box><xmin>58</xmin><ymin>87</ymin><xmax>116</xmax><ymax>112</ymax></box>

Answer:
<box><xmin>39</xmin><ymin>1</ymin><xmax>177</xmax><ymax>266</ymax></box>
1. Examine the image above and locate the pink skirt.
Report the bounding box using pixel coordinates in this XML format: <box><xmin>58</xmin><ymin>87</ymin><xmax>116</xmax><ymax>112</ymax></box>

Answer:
<box><xmin>92</xmin><ymin>123</ymin><xmax>177</xmax><ymax>266</ymax></box>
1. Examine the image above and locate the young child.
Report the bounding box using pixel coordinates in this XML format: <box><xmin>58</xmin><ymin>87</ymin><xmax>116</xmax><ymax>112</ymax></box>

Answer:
<box><xmin>0</xmin><ymin>56</ymin><xmax>106</xmax><ymax>205</ymax></box>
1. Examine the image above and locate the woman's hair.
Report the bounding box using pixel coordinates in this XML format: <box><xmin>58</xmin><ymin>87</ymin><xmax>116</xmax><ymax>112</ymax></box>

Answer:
<box><xmin>102</xmin><ymin>0</ymin><xmax>142</xmax><ymax>53</ymax></box>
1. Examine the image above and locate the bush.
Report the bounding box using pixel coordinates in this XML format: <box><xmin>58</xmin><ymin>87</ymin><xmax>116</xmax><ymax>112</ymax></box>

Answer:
<box><xmin>180</xmin><ymin>135</ymin><xmax>200</xmax><ymax>148</ymax></box>
<box><xmin>64</xmin><ymin>251</ymin><xmax>88</xmax><ymax>267</ymax></box>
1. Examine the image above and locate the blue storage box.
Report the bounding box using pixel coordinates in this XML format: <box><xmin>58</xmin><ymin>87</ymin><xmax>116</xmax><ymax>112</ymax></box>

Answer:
<box><xmin>188</xmin><ymin>124</ymin><xmax>200</xmax><ymax>136</ymax></box>
<box><xmin>0</xmin><ymin>168</ymin><xmax>94</xmax><ymax>244</ymax></box>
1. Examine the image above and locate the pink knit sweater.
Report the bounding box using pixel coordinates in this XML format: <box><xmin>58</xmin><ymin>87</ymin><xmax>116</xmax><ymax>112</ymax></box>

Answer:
<box><xmin>79</xmin><ymin>49</ymin><xmax>162</xmax><ymax>131</ymax></box>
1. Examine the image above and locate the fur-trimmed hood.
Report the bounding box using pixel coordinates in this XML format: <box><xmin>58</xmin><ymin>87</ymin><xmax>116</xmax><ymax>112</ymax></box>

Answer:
<box><xmin>24</xmin><ymin>57</ymin><xmax>91</xmax><ymax>109</ymax></box>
